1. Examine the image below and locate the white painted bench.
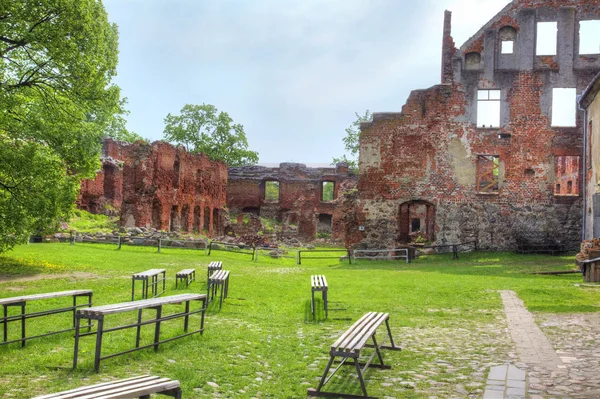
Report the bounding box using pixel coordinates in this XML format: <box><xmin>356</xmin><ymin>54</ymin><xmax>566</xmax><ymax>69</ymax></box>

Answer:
<box><xmin>207</xmin><ymin>270</ymin><xmax>229</xmax><ymax>309</ymax></box>
<box><xmin>308</xmin><ymin>312</ymin><xmax>401</xmax><ymax>399</ymax></box>
<box><xmin>311</xmin><ymin>275</ymin><xmax>328</xmax><ymax>320</ymax></box>
<box><xmin>0</xmin><ymin>290</ymin><xmax>92</xmax><ymax>348</ymax></box>
<box><xmin>73</xmin><ymin>294</ymin><xmax>207</xmax><ymax>372</ymax></box>
<box><xmin>175</xmin><ymin>268</ymin><xmax>196</xmax><ymax>288</ymax></box>
<box><xmin>32</xmin><ymin>375</ymin><xmax>182</xmax><ymax>399</ymax></box>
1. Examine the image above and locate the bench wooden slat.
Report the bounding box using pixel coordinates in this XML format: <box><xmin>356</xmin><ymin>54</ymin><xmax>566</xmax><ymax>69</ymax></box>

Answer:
<box><xmin>208</xmin><ymin>261</ymin><xmax>222</xmax><ymax>268</ymax></box>
<box><xmin>176</xmin><ymin>269</ymin><xmax>195</xmax><ymax>276</ymax></box>
<box><xmin>209</xmin><ymin>270</ymin><xmax>229</xmax><ymax>281</ymax></box>
<box><xmin>0</xmin><ymin>290</ymin><xmax>92</xmax><ymax>306</ymax></box>
<box><xmin>79</xmin><ymin>294</ymin><xmax>206</xmax><ymax>316</ymax></box>
<box><xmin>311</xmin><ymin>275</ymin><xmax>327</xmax><ymax>289</ymax></box>
<box><xmin>332</xmin><ymin>312</ymin><xmax>388</xmax><ymax>353</ymax></box>
<box><xmin>132</xmin><ymin>269</ymin><xmax>165</xmax><ymax>278</ymax></box>
<box><xmin>346</xmin><ymin>312</ymin><xmax>388</xmax><ymax>353</ymax></box>
<box><xmin>32</xmin><ymin>376</ymin><xmax>180</xmax><ymax>399</ymax></box>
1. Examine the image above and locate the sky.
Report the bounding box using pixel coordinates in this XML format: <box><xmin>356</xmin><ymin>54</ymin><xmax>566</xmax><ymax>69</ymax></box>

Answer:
<box><xmin>103</xmin><ymin>0</ymin><xmax>508</xmax><ymax>164</ymax></box>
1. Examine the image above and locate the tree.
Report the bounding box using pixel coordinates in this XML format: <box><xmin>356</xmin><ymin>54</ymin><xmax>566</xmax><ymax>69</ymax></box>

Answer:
<box><xmin>0</xmin><ymin>1</ymin><xmax>122</xmax><ymax>252</ymax></box>
<box><xmin>332</xmin><ymin>110</ymin><xmax>372</xmax><ymax>174</ymax></box>
<box><xmin>163</xmin><ymin>104</ymin><xmax>259</xmax><ymax>167</ymax></box>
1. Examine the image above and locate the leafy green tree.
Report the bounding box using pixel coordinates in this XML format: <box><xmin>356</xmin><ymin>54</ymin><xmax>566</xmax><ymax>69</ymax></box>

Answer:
<box><xmin>163</xmin><ymin>104</ymin><xmax>259</xmax><ymax>167</ymax></box>
<box><xmin>0</xmin><ymin>0</ymin><xmax>122</xmax><ymax>252</ymax></box>
<box><xmin>332</xmin><ymin>110</ymin><xmax>372</xmax><ymax>173</ymax></box>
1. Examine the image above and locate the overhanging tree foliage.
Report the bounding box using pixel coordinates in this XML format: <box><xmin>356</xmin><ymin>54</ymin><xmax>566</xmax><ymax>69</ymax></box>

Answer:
<box><xmin>0</xmin><ymin>0</ymin><xmax>122</xmax><ymax>252</ymax></box>
<box><xmin>163</xmin><ymin>104</ymin><xmax>259</xmax><ymax>167</ymax></box>
<box><xmin>332</xmin><ymin>110</ymin><xmax>372</xmax><ymax>174</ymax></box>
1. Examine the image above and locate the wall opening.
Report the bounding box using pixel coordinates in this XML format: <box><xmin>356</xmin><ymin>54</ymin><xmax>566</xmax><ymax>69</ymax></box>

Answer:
<box><xmin>102</xmin><ymin>164</ymin><xmax>116</xmax><ymax>200</ymax></box>
<box><xmin>152</xmin><ymin>199</ymin><xmax>162</xmax><ymax>230</ymax></box>
<box><xmin>193</xmin><ymin>206</ymin><xmax>201</xmax><ymax>233</ymax></box>
<box><xmin>170</xmin><ymin>205</ymin><xmax>179</xmax><ymax>232</ymax></box>
<box><xmin>398</xmin><ymin>200</ymin><xmax>435</xmax><ymax>243</ymax></box>
<box><xmin>264</xmin><ymin>180</ymin><xmax>280</xmax><ymax>202</ymax></box>
<box><xmin>554</xmin><ymin>155</ymin><xmax>580</xmax><ymax>196</ymax></box>
<box><xmin>477</xmin><ymin>90</ymin><xmax>501</xmax><ymax>128</ymax></box>
<box><xmin>499</xmin><ymin>26</ymin><xmax>517</xmax><ymax>54</ymax></box>
<box><xmin>181</xmin><ymin>204</ymin><xmax>190</xmax><ymax>232</ymax></box>
<box><xmin>465</xmin><ymin>52</ymin><xmax>481</xmax><ymax>69</ymax></box>
<box><xmin>321</xmin><ymin>181</ymin><xmax>335</xmax><ymax>202</ymax></box>
<box><xmin>579</xmin><ymin>20</ymin><xmax>600</xmax><ymax>54</ymax></box>
<box><xmin>317</xmin><ymin>214</ymin><xmax>333</xmax><ymax>234</ymax></box>
<box><xmin>536</xmin><ymin>22</ymin><xmax>557</xmax><ymax>55</ymax></box>
<box><xmin>477</xmin><ymin>155</ymin><xmax>499</xmax><ymax>192</ymax></box>
<box><xmin>551</xmin><ymin>88</ymin><xmax>577</xmax><ymax>127</ymax></box>
<box><xmin>203</xmin><ymin>206</ymin><xmax>211</xmax><ymax>233</ymax></box>
<box><xmin>173</xmin><ymin>156</ymin><xmax>181</xmax><ymax>188</ymax></box>
<box><xmin>213</xmin><ymin>208</ymin><xmax>221</xmax><ymax>236</ymax></box>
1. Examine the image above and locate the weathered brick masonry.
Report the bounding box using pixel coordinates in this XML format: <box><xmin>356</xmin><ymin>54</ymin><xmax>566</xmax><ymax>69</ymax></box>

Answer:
<box><xmin>356</xmin><ymin>0</ymin><xmax>600</xmax><ymax>250</ymax></box>
<box><xmin>227</xmin><ymin>163</ymin><xmax>356</xmax><ymax>241</ymax></box>
<box><xmin>78</xmin><ymin>139</ymin><xmax>227</xmax><ymax>236</ymax></box>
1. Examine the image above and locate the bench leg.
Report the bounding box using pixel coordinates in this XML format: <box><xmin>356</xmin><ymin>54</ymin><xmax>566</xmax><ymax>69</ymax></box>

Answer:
<box><xmin>94</xmin><ymin>318</ymin><xmax>104</xmax><ymax>372</ymax></box>
<box><xmin>224</xmin><ymin>277</ymin><xmax>229</xmax><ymax>299</ymax></box>
<box><xmin>354</xmin><ymin>358</ymin><xmax>369</xmax><ymax>397</ymax></box>
<box><xmin>311</xmin><ymin>289</ymin><xmax>315</xmax><ymax>320</ymax></box>
<box><xmin>131</xmin><ymin>278</ymin><xmax>135</xmax><ymax>301</ymax></box>
<box><xmin>184</xmin><ymin>301</ymin><xmax>190</xmax><ymax>333</ymax></box>
<box><xmin>323</xmin><ymin>289</ymin><xmax>328</xmax><ymax>319</ymax></box>
<box><xmin>175</xmin><ymin>276</ymin><xmax>179</xmax><ymax>289</ymax></box>
<box><xmin>154</xmin><ymin>306</ymin><xmax>162</xmax><ymax>352</ymax></box>
<box><xmin>200</xmin><ymin>297</ymin><xmax>206</xmax><ymax>334</ymax></box>
<box><xmin>20</xmin><ymin>304</ymin><xmax>26</xmax><ymax>348</ymax></box>
<box><xmin>72</xmin><ymin>315</ymin><xmax>81</xmax><ymax>369</ymax></box>
<box><xmin>2</xmin><ymin>305</ymin><xmax>7</xmax><ymax>343</ymax></box>
<box><xmin>219</xmin><ymin>283</ymin><xmax>224</xmax><ymax>309</ymax></box>
<box><xmin>316</xmin><ymin>356</ymin><xmax>335</xmax><ymax>392</ymax></box>
<box><xmin>371</xmin><ymin>335</ymin><xmax>385</xmax><ymax>366</ymax></box>
<box><xmin>384</xmin><ymin>319</ymin><xmax>397</xmax><ymax>349</ymax></box>
<box><xmin>136</xmin><ymin>310</ymin><xmax>143</xmax><ymax>348</ymax></box>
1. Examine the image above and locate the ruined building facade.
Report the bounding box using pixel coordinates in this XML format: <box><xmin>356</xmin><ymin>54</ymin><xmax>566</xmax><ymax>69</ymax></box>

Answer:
<box><xmin>78</xmin><ymin>139</ymin><xmax>228</xmax><ymax>236</ymax></box>
<box><xmin>356</xmin><ymin>0</ymin><xmax>600</xmax><ymax>250</ymax></box>
<box><xmin>227</xmin><ymin>163</ymin><xmax>356</xmax><ymax>241</ymax></box>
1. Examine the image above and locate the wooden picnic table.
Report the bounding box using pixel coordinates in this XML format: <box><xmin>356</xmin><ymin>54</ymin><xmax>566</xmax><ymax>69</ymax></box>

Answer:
<box><xmin>73</xmin><ymin>293</ymin><xmax>207</xmax><ymax>372</ymax></box>
<box><xmin>0</xmin><ymin>290</ymin><xmax>92</xmax><ymax>348</ymax></box>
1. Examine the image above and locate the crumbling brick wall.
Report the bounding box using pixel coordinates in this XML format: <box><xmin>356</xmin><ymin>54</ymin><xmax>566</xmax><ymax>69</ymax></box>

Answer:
<box><xmin>78</xmin><ymin>138</ymin><xmax>228</xmax><ymax>236</ymax></box>
<box><xmin>227</xmin><ymin>163</ymin><xmax>356</xmax><ymax>241</ymax></box>
<box><xmin>356</xmin><ymin>0</ymin><xmax>600</xmax><ymax>251</ymax></box>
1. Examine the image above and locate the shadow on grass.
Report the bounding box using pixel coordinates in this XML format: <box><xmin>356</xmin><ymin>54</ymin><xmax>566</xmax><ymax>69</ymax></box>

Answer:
<box><xmin>0</xmin><ymin>256</ymin><xmax>65</xmax><ymax>279</ymax></box>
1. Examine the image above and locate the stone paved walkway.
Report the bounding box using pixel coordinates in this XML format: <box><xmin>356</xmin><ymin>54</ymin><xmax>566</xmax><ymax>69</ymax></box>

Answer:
<box><xmin>500</xmin><ymin>290</ymin><xmax>564</xmax><ymax>370</ymax></box>
<box><xmin>483</xmin><ymin>364</ymin><xmax>526</xmax><ymax>399</ymax></box>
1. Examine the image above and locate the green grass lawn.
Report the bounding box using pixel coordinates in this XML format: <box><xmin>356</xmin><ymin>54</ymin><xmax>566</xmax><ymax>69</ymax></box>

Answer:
<box><xmin>0</xmin><ymin>243</ymin><xmax>598</xmax><ymax>398</ymax></box>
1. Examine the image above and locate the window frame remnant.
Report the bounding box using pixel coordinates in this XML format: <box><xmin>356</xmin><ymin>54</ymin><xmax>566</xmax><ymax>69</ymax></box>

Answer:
<box><xmin>321</xmin><ymin>181</ymin><xmax>335</xmax><ymax>202</ymax></box>
<box><xmin>477</xmin><ymin>89</ymin><xmax>501</xmax><ymax>128</ymax></box>
<box><xmin>499</xmin><ymin>26</ymin><xmax>517</xmax><ymax>55</ymax></box>
<box><xmin>551</xmin><ymin>88</ymin><xmax>577</xmax><ymax>127</ymax></box>
<box><xmin>476</xmin><ymin>155</ymin><xmax>500</xmax><ymax>193</ymax></box>
<box><xmin>554</xmin><ymin>155</ymin><xmax>580</xmax><ymax>196</ymax></box>
<box><xmin>264</xmin><ymin>180</ymin><xmax>280</xmax><ymax>203</ymax></box>
<box><xmin>536</xmin><ymin>22</ymin><xmax>558</xmax><ymax>56</ymax></box>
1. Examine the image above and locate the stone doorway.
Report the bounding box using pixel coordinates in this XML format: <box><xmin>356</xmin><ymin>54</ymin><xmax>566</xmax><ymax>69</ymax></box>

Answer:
<box><xmin>398</xmin><ymin>200</ymin><xmax>435</xmax><ymax>243</ymax></box>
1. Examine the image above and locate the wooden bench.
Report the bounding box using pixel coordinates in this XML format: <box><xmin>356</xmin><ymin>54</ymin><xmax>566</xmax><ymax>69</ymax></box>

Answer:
<box><xmin>131</xmin><ymin>269</ymin><xmax>166</xmax><ymax>300</ymax></box>
<box><xmin>308</xmin><ymin>312</ymin><xmax>401</xmax><ymax>399</ymax></box>
<box><xmin>207</xmin><ymin>261</ymin><xmax>222</xmax><ymax>279</ymax></box>
<box><xmin>207</xmin><ymin>270</ymin><xmax>229</xmax><ymax>309</ymax></box>
<box><xmin>0</xmin><ymin>290</ymin><xmax>92</xmax><ymax>348</ymax></box>
<box><xmin>32</xmin><ymin>375</ymin><xmax>182</xmax><ymax>399</ymax></box>
<box><xmin>73</xmin><ymin>293</ymin><xmax>207</xmax><ymax>372</ymax></box>
<box><xmin>175</xmin><ymin>268</ymin><xmax>196</xmax><ymax>288</ymax></box>
<box><xmin>311</xmin><ymin>275</ymin><xmax>328</xmax><ymax>320</ymax></box>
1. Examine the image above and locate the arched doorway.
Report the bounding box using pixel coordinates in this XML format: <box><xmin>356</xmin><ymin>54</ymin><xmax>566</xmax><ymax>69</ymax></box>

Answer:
<box><xmin>398</xmin><ymin>200</ymin><xmax>435</xmax><ymax>243</ymax></box>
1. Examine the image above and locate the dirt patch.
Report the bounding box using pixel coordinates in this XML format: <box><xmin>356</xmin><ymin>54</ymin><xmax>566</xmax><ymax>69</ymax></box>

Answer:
<box><xmin>0</xmin><ymin>271</ymin><xmax>98</xmax><ymax>284</ymax></box>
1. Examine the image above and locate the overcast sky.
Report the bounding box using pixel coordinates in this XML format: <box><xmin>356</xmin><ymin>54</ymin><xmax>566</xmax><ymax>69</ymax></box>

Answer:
<box><xmin>103</xmin><ymin>0</ymin><xmax>507</xmax><ymax>164</ymax></box>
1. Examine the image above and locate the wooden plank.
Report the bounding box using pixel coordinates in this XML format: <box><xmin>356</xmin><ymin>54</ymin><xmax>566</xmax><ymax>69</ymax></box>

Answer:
<box><xmin>176</xmin><ymin>269</ymin><xmax>195</xmax><ymax>276</ymax></box>
<box><xmin>331</xmin><ymin>313</ymin><xmax>375</xmax><ymax>350</ymax></box>
<box><xmin>79</xmin><ymin>294</ymin><xmax>206</xmax><ymax>317</ymax></box>
<box><xmin>31</xmin><ymin>376</ymin><xmax>160</xmax><ymax>399</ymax></box>
<box><xmin>34</xmin><ymin>377</ymin><xmax>180</xmax><ymax>399</ymax></box>
<box><xmin>0</xmin><ymin>290</ymin><xmax>92</xmax><ymax>306</ymax></box>
<box><xmin>132</xmin><ymin>269</ymin><xmax>165</xmax><ymax>278</ymax></box>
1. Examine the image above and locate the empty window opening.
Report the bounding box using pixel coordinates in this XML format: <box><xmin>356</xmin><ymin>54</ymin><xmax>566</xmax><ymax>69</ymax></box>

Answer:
<box><xmin>203</xmin><ymin>206</ymin><xmax>211</xmax><ymax>233</ymax></box>
<box><xmin>193</xmin><ymin>206</ymin><xmax>201</xmax><ymax>233</ymax></box>
<box><xmin>477</xmin><ymin>90</ymin><xmax>501</xmax><ymax>128</ymax></box>
<box><xmin>411</xmin><ymin>218</ymin><xmax>421</xmax><ymax>233</ymax></box>
<box><xmin>213</xmin><ymin>208</ymin><xmax>221</xmax><ymax>235</ymax></box>
<box><xmin>152</xmin><ymin>199</ymin><xmax>162</xmax><ymax>230</ymax></box>
<box><xmin>242</xmin><ymin>207</ymin><xmax>260</xmax><ymax>215</ymax></box>
<box><xmin>317</xmin><ymin>214</ymin><xmax>333</xmax><ymax>234</ymax></box>
<box><xmin>170</xmin><ymin>205</ymin><xmax>179</xmax><ymax>232</ymax></box>
<box><xmin>465</xmin><ymin>52</ymin><xmax>481</xmax><ymax>69</ymax></box>
<box><xmin>579</xmin><ymin>20</ymin><xmax>600</xmax><ymax>55</ymax></box>
<box><xmin>477</xmin><ymin>155</ymin><xmax>500</xmax><ymax>192</ymax></box>
<box><xmin>524</xmin><ymin>168</ymin><xmax>535</xmax><ymax>176</ymax></box>
<box><xmin>554</xmin><ymin>156</ymin><xmax>580</xmax><ymax>195</ymax></box>
<box><xmin>102</xmin><ymin>164</ymin><xmax>117</xmax><ymax>200</ymax></box>
<box><xmin>322</xmin><ymin>181</ymin><xmax>335</xmax><ymax>202</ymax></box>
<box><xmin>552</xmin><ymin>88</ymin><xmax>577</xmax><ymax>127</ymax></box>
<box><xmin>181</xmin><ymin>205</ymin><xmax>190</xmax><ymax>232</ymax></box>
<box><xmin>264</xmin><ymin>180</ymin><xmax>280</xmax><ymax>202</ymax></box>
<box><xmin>173</xmin><ymin>157</ymin><xmax>180</xmax><ymax>188</ymax></box>
<box><xmin>499</xmin><ymin>26</ymin><xmax>517</xmax><ymax>54</ymax></box>
<box><xmin>536</xmin><ymin>22</ymin><xmax>557</xmax><ymax>56</ymax></box>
